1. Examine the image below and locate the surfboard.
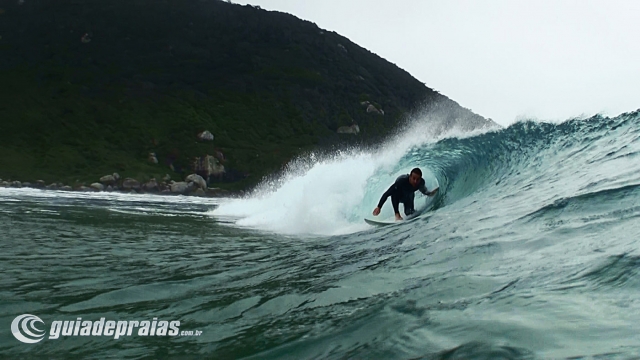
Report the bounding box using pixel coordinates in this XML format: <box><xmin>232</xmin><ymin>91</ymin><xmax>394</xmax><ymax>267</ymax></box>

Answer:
<box><xmin>364</xmin><ymin>218</ymin><xmax>399</xmax><ymax>226</ymax></box>
<box><xmin>364</xmin><ymin>212</ymin><xmax>418</xmax><ymax>226</ymax></box>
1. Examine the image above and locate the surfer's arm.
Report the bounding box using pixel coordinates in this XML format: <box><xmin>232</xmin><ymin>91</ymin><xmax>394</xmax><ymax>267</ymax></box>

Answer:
<box><xmin>418</xmin><ymin>179</ymin><xmax>438</xmax><ymax>196</ymax></box>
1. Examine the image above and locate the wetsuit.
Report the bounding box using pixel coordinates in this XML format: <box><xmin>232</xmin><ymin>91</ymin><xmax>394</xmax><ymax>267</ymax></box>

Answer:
<box><xmin>377</xmin><ymin>174</ymin><xmax>429</xmax><ymax>216</ymax></box>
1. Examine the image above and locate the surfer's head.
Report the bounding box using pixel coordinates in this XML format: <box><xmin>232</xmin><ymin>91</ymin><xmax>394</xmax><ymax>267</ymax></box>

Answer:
<box><xmin>409</xmin><ymin>168</ymin><xmax>422</xmax><ymax>187</ymax></box>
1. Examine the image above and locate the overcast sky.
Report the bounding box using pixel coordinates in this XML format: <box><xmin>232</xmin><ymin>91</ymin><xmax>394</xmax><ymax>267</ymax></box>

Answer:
<box><xmin>235</xmin><ymin>0</ymin><xmax>639</xmax><ymax>126</ymax></box>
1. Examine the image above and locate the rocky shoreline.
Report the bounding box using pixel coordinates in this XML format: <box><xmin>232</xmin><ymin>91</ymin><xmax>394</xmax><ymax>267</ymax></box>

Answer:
<box><xmin>0</xmin><ymin>173</ymin><xmax>241</xmax><ymax>198</ymax></box>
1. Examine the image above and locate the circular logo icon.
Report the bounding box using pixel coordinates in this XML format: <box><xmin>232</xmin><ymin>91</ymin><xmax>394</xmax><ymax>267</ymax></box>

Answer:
<box><xmin>11</xmin><ymin>314</ymin><xmax>45</xmax><ymax>343</ymax></box>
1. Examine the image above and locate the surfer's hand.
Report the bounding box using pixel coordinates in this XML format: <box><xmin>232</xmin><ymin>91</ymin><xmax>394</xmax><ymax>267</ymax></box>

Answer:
<box><xmin>427</xmin><ymin>187</ymin><xmax>439</xmax><ymax>196</ymax></box>
<box><xmin>395</xmin><ymin>213</ymin><xmax>403</xmax><ymax>221</ymax></box>
<box><xmin>372</xmin><ymin>207</ymin><xmax>381</xmax><ymax>216</ymax></box>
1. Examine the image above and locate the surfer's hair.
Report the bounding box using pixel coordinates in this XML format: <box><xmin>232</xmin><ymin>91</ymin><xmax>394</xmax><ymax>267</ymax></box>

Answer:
<box><xmin>410</xmin><ymin>168</ymin><xmax>422</xmax><ymax>177</ymax></box>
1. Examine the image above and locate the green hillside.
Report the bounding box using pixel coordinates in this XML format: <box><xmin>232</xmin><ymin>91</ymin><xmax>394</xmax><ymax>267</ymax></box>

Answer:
<box><xmin>0</xmin><ymin>0</ymin><xmax>494</xmax><ymax>190</ymax></box>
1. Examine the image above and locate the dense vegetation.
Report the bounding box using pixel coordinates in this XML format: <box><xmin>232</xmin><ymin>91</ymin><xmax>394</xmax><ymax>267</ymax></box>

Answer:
<box><xmin>0</xmin><ymin>0</ymin><xmax>494</xmax><ymax>190</ymax></box>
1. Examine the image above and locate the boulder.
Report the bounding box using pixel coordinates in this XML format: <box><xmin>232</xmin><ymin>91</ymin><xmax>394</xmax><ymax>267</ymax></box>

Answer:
<box><xmin>113</xmin><ymin>173</ymin><xmax>120</xmax><ymax>181</ymax></box>
<box><xmin>185</xmin><ymin>174</ymin><xmax>207</xmax><ymax>190</ymax></box>
<box><xmin>22</xmin><ymin>182</ymin><xmax>31</xmax><ymax>188</ymax></box>
<box><xmin>337</xmin><ymin>124</ymin><xmax>360</xmax><ymax>135</ymax></box>
<box><xmin>158</xmin><ymin>182</ymin><xmax>168</xmax><ymax>192</ymax></box>
<box><xmin>121</xmin><ymin>178</ymin><xmax>141</xmax><ymax>191</ymax></box>
<box><xmin>170</xmin><ymin>182</ymin><xmax>189</xmax><ymax>194</ymax></box>
<box><xmin>90</xmin><ymin>183</ymin><xmax>104</xmax><ymax>191</ymax></box>
<box><xmin>193</xmin><ymin>188</ymin><xmax>206</xmax><ymax>197</ymax></box>
<box><xmin>106</xmin><ymin>185</ymin><xmax>113</xmax><ymax>192</ymax></box>
<box><xmin>99</xmin><ymin>175</ymin><xmax>116</xmax><ymax>185</ymax></box>
<box><xmin>60</xmin><ymin>186</ymin><xmax>72</xmax><ymax>191</ymax></box>
<box><xmin>197</xmin><ymin>130</ymin><xmax>214</xmax><ymax>141</ymax></box>
<box><xmin>148</xmin><ymin>152</ymin><xmax>158</xmax><ymax>164</ymax></box>
<box><xmin>162</xmin><ymin>174</ymin><xmax>171</xmax><ymax>182</ymax></box>
<box><xmin>0</xmin><ymin>181</ymin><xmax>9</xmax><ymax>187</ymax></box>
<box><xmin>186</xmin><ymin>181</ymin><xmax>198</xmax><ymax>193</ymax></box>
<box><xmin>214</xmin><ymin>150</ymin><xmax>225</xmax><ymax>161</ymax></box>
<box><xmin>35</xmin><ymin>180</ymin><xmax>45</xmax><ymax>188</ymax></box>
<box><xmin>11</xmin><ymin>181</ymin><xmax>22</xmax><ymax>188</ymax></box>
<box><xmin>143</xmin><ymin>178</ymin><xmax>159</xmax><ymax>192</ymax></box>
<box><xmin>366</xmin><ymin>104</ymin><xmax>383</xmax><ymax>115</ymax></box>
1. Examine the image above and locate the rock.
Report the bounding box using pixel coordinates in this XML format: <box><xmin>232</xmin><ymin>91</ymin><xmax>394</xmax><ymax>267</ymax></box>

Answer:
<box><xmin>106</xmin><ymin>185</ymin><xmax>113</xmax><ymax>192</ymax></box>
<box><xmin>78</xmin><ymin>186</ymin><xmax>91</xmax><ymax>192</ymax></box>
<box><xmin>160</xmin><ymin>189</ymin><xmax>172</xmax><ymax>195</ymax></box>
<box><xmin>186</xmin><ymin>181</ymin><xmax>198</xmax><ymax>193</ymax></box>
<box><xmin>113</xmin><ymin>173</ymin><xmax>120</xmax><ymax>181</ymax></box>
<box><xmin>46</xmin><ymin>183</ymin><xmax>58</xmax><ymax>190</ymax></box>
<box><xmin>121</xmin><ymin>178</ymin><xmax>141</xmax><ymax>191</ymax></box>
<box><xmin>158</xmin><ymin>182</ymin><xmax>168</xmax><ymax>191</ymax></box>
<box><xmin>197</xmin><ymin>130</ymin><xmax>214</xmax><ymax>141</ymax></box>
<box><xmin>90</xmin><ymin>183</ymin><xmax>104</xmax><ymax>191</ymax></box>
<box><xmin>143</xmin><ymin>178</ymin><xmax>159</xmax><ymax>192</ymax></box>
<box><xmin>170</xmin><ymin>181</ymin><xmax>189</xmax><ymax>194</ymax></box>
<box><xmin>22</xmin><ymin>182</ymin><xmax>31</xmax><ymax>188</ymax></box>
<box><xmin>148</xmin><ymin>152</ymin><xmax>158</xmax><ymax>164</ymax></box>
<box><xmin>193</xmin><ymin>188</ymin><xmax>206</xmax><ymax>197</ymax></box>
<box><xmin>185</xmin><ymin>174</ymin><xmax>207</xmax><ymax>190</ymax></box>
<box><xmin>35</xmin><ymin>180</ymin><xmax>45</xmax><ymax>188</ymax></box>
<box><xmin>337</xmin><ymin>124</ymin><xmax>360</xmax><ymax>135</ymax></box>
<box><xmin>100</xmin><ymin>175</ymin><xmax>116</xmax><ymax>185</ymax></box>
<box><xmin>60</xmin><ymin>186</ymin><xmax>72</xmax><ymax>191</ymax></box>
<box><xmin>12</xmin><ymin>181</ymin><xmax>22</xmax><ymax>188</ymax></box>
<box><xmin>0</xmin><ymin>181</ymin><xmax>9</xmax><ymax>187</ymax></box>
<box><xmin>366</xmin><ymin>104</ymin><xmax>383</xmax><ymax>115</ymax></box>
<box><xmin>163</xmin><ymin>174</ymin><xmax>171</xmax><ymax>182</ymax></box>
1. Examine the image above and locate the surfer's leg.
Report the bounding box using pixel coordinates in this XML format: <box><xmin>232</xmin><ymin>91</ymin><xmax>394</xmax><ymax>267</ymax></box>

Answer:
<box><xmin>403</xmin><ymin>192</ymin><xmax>415</xmax><ymax>216</ymax></box>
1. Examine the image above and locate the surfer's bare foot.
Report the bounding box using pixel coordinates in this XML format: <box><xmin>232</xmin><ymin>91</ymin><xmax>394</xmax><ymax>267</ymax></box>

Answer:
<box><xmin>372</xmin><ymin>207</ymin><xmax>381</xmax><ymax>216</ymax></box>
<box><xmin>395</xmin><ymin>214</ymin><xmax>403</xmax><ymax>221</ymax></box>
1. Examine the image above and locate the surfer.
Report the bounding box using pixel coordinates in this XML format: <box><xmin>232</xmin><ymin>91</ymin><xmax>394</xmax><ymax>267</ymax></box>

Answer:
<box><xmin>372</xmin><ymin>168</ymin><xmax>439</xmax><ymax>221</ymax></box>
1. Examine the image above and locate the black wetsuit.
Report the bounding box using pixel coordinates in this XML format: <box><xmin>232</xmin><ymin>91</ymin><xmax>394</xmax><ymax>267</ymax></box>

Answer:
<box><xmin>377</xmin><ymin>174</ymin><xmax>429</xmax><ymax>216</ymax></box>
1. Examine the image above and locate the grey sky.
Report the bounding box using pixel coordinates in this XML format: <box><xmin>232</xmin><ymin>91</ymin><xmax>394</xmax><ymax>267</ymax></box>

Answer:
<box><xmin>236</xmin><ymin>0</ymin><xmax>639</xmax><ymax>126</ymax></box>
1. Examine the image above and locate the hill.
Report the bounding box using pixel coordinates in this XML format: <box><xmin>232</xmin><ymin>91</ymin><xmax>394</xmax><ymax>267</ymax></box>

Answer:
<box><xmin>0</xmin><ymin>0</ymin><xmax>495</xmax><ymax>190</ymax></box>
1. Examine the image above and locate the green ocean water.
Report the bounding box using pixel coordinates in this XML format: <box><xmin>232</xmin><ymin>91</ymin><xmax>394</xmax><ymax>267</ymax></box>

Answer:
<box><xmin>2</xmin><ymin>113</ymin><xmax>640</xmax><ymax>359</ymax></box>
